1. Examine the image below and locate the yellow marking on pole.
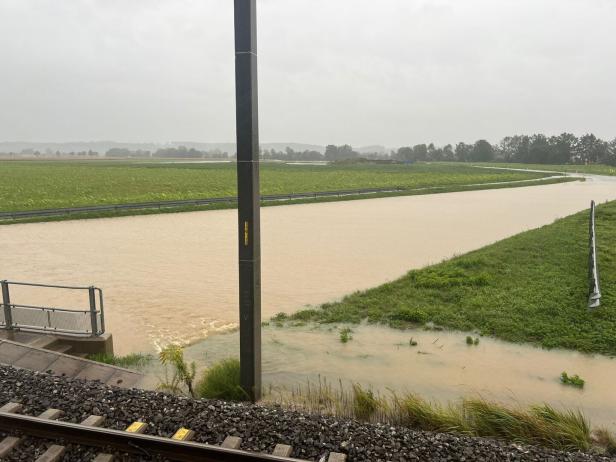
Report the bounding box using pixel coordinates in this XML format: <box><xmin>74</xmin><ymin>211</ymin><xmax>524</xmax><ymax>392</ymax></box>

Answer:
<box><xmin>125</xmin><ymin>422</ymin><xmax>147</xmax><ymax>434</ymax></box>
<box><xmin>172</xmin><ymin>427</ymin><xmax>194</xmax><ymax>441</ymax></box>
<box><xmin>244</xmin><ymin>221</ymin><xmax>249</xmax><ymax>246</ymax></box>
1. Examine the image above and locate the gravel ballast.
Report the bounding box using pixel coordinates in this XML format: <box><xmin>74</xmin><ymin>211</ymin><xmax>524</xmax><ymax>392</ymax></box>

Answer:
<box><xmin>0</xmin><ymin>365</ymin><xmax>613</xmax><ymax>462</ymax></box>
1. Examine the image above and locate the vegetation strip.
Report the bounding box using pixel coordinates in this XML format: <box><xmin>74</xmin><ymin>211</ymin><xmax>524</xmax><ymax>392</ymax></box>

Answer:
<box><xmin>284</xmin><ymin>200</ymin><xmax>616</xmax><ymax>355</ymax></box>
<box><xmin>0</xmin><ymin>161</ymin><xmax>552</xmax><ymax>211</ymax></box>
<box><xmin>0</xmin><ymin>366</ymin><xmax>613</xmax><ymax>461</ymax></box>
<box><xmin>0</xmin><ymin>175</ymin><xmax>576</xmax><ymax>225</ymax></box>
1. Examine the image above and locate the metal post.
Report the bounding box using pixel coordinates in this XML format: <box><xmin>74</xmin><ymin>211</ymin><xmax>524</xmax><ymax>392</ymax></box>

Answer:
<box><xmin>1</xmin><ymin>281</ymin><xmax>13</xmax><ymax>330</ymax></box>
<box><xmin>88</xmin><ymin>286</ymin><xmax>98</xmax><ymax>336</ymax></box>
<box><xmin>234</xmin><ymin>0</ymin><xmax>261</xmax><ymax>401</ymax></box>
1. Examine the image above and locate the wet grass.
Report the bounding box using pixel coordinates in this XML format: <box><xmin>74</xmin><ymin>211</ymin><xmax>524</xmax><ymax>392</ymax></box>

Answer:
<box><xmin>266</xmin><ymin>380</ymin><xmax>605</xmax><ymax>453</ymax></box>
<box><xmin>86</xmin><ymin>352</ymin><xmax>152</xmax><ymax>369</ymax></box>
<box><xmin>287</xmin><ymin>200</ymin><xmax>616</xmax><ymax>355</ymax></box>
<box><xmin>195</xmin><ymin>358</ymin><xmax>247</xmax><ymax>401</ymax></box>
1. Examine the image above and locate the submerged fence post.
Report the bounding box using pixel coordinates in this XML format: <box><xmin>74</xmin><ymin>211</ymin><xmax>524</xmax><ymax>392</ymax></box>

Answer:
<box><xmin>88</xmin><ymin>286</ymin><xmax>98</xmax><ymax>336</ymax></box>
<box><xmin>234</xmin><ymin>0</ymin><xmax>262</xmax><ymax>402</ymax></box>
<box><xmin>1</xmin><ymin>281</ymin><xmax>13</xmax><ymax>330</ymax></box>
<box><xmin>588</xmin><ymin>201</ymin><xmax>601</xmax><ymax>309</ymax></box>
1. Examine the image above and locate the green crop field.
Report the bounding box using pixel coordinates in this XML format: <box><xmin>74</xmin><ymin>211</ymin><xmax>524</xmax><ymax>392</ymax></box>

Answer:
<box><xmin>0</xmin><ymin>160</ymin><xmax>556</xmax><ymax>213</ymax></box>
<box><xmin>287</xmin><ymin>200</ymin><xmax>616</xmax><ymax>356</ymax></box>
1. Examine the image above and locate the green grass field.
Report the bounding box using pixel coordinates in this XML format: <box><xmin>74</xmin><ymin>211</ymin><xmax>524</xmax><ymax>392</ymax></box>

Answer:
<box><xmin>0</xmin><ymin>160</ymin><xmax>554</xmax><ymax>212</ymax></box>
<box><xmin>287</xmin><ymin>201</ymin><xmax>616</xmax><ymax>356</ymax></box>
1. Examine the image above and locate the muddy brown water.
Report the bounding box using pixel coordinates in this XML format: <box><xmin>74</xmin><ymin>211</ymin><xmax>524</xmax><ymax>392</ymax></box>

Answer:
<box><xmin>2</xmin><ymin>175</ymin><xmax>616</xmax><ymax>428</ymax></box>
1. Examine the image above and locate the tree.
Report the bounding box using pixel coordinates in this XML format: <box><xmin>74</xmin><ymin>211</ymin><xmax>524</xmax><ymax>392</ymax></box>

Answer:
<box><xmin>549</xmin><ymin>133</ymin><xmax>577</xmax><ymax>164</ymax></box>
<box><xmin>455</xmin><ymin>142</ymin><xmax>473</xmax><ymax>162</ymax></box>
<box><xmin>396</xmin><ymin>146</ymin><xmax>413</xmax><ymax>161</ymax></box>
<box><xmin>413</xmin><ymin>144</ymin><xmax>428</xmax><ymax>161</ymax></box>
<box><xmin>470</xmin><ymin>140</ymin><xmax>494</xmax><ymax>162</ymax></box>
<box><xmin>528</xmin><ymin>134</ymin><xmax>553</xmax><ymax>164</ymax></box>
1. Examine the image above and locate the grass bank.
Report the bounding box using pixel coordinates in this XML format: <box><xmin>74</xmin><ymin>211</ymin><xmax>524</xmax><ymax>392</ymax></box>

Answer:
<box><xmin>1</xmin><ymin>159</ymin><xmax>553</xmax><ymax>210</ymax></box>
<box><xmin>286</xmin><ymin>200</ymin><xmax>616</xmax><ymax>356</ymax></box>
<box><xmin>473</xmin><ymin>162</ymin><xmax>616</xmax><ymax>176</ymax></box>
<box><xmin>0</xmin><ymin>172</ymin><xmax>576</xmax><ymax>225</ymax></box>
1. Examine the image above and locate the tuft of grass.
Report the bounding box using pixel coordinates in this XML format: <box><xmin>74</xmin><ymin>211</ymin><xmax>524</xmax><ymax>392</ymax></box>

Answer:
<box><xmin>195</xmin><ymin>358</ymin><xmax>248</xmax><ymax>402</ymax></box>
<box><xmin>287</xmin><ymin>201</ymin><xmax>616</xmax><ymax>356</ymax></box>
<box><xmin>339</xmin><ymin>327</ymin><xmax>353</xmax><ymax>343</ymax></box>
<box><xmin>466</xmin><ymin>400</ymin><xmax>590</xmax><ymax>451</ymax></box>
<box><xmin>465</xmin><ymin>336</ymin><xmax>480</xmax><ymax>346</ymax></box>
<box><xmin>87</xmin><ymin>352</ymin><xmax>151</xmax><ymax>369</ymax></box>
<box><xmin>560</xmin><ymin>372</ymin><xmax>585</xmax><ymax>388</ymax></box>
<box><xmin>352</xmin><ymin>384</ymin><xmax>381</xmax><ymax>421</ymax></box>
<box><xmin>594</xmin><ymin>428</ymin><xmax>616</xmax><ymax>456</ymax></box>
<box><xmin>393</xmin><ymin>393</ymin><xmax>468</xmax><ymax>433</ymax></box>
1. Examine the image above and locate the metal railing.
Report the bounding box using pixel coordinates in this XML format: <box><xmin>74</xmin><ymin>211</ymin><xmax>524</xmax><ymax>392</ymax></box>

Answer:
<box><xmin>0</xmin><ymin>280</ymin><xmax>105</xmax><ymax>337</ymax></box>
<box><xmin>588</xmin><ymin>201</ymin><xmax>601</xmax><ymax>309</ymax></box>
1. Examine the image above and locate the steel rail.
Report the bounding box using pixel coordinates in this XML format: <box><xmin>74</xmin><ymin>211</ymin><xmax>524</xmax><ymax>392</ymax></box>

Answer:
<box><xmin>0</xmin><ymin>187</ymin><xmax>405</xmax><ymax>220</ymax></box>
<box><xmin>0</xmin><ymin>411</ymin><xmax>304</xmax><ymax>462</ymax></box>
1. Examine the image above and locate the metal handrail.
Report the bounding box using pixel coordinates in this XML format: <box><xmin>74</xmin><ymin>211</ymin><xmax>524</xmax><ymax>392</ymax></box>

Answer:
<box><xmin>588</xmin><ymin>200</ymin><xmax>601</xmax><ymax>309</ymax></box>
<box><xmin>3</xmin><ymin>280</ymin><xmax>100</xmax><ymax>291</ymax></box>
<box><xmin>0</xmin><ymin>280</ymin><xmax>105</xmax><ymax>336</ymax></box>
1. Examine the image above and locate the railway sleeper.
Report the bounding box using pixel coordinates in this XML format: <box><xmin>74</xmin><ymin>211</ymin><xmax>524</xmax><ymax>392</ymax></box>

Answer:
<box><xmin>0</xmin><ymin>402</ymin><xmax>348</xmax><ymax>461</ymax></box>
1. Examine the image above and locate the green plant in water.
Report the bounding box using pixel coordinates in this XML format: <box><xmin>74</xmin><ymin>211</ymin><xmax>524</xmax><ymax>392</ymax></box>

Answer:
<box><xmin>560</xmin><ymin>372</ymin><xmax>585</xmax><ymax>388</ymax></box>
<box><xmin>339</xmin><ymin>327</ymin><xmax>353</xmax><ymax>343</ymax></box>
<box><xmin>87</xmin><ymin>352</ymin><xmax>151</xmax><ymax>369</ymax></box>
<box><xmin>196</xmin><ymin>358</ymin><xmax>248</xmax><ymax>401</ymax></box>
<box><xmin>466</xmin><ymin>336</ymin><xmax>479</xmax><ymax>346</ymax></box>
<box><xmin>158</xmin><ymin>344</ymin><xmax>196</xmax><ymax>397</ymax></box>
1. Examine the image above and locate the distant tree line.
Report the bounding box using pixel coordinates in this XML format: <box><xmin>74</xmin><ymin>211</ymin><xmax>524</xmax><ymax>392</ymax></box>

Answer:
<box><xmin>393</xmin><ymin>133</ymin><xmax>616</xmax><ymax>165</ymax></box>
<box><xmin>105</xmin><ymin>146</ymin><xmax>229</xmax><ymax>159</ymax></box>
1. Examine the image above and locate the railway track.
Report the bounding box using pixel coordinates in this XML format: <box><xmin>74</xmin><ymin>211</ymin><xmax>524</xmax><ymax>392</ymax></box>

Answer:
<box><xmin>0</xmin><ymin>402</ymin><xmax>347</xmax><ymax>462</ymax></box>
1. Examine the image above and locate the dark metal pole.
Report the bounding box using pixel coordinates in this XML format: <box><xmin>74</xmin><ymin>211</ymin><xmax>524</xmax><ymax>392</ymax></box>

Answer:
<box><xmin>234</xmin><ymin>0</ymin><xmax>261</xmax><ymax>401</ymax></box>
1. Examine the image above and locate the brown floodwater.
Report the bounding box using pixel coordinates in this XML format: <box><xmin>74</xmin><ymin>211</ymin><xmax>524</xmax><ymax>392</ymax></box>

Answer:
<box><xmin>3</xmin><ymin>174</ymin><xmax>616</xmax><ymax>428</ymax></box>
<box><xmin>170</xmin><ymin>325</ymin><xmax>616</xmax><ymax>431</ymax></box>
<box><xmin>1</xmin><ymin>175</ymin><xmax>616</xmax><ymax>354</ymax></box>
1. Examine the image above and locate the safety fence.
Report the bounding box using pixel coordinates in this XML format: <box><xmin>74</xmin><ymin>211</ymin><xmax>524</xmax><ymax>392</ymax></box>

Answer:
<box><xmin>0</xmin><ymin>281</ymin><xmax>104</xmax><ymax>337</ymax></box>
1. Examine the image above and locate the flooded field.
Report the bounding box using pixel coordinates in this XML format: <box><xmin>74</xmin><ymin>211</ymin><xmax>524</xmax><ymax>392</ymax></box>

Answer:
<box><xmin>2</xmin><ymin>175</ymin><xmax>616</xmax><ymax>353</ymax></box>
<box><xmin>170</xmin><ymin>324</ymin><xmax>616</xmax><ymax>431</ymax></box>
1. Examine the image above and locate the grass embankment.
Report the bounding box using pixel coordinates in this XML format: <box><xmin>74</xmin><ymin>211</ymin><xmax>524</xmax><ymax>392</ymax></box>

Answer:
<box><xmin>0</xmin><ymin>159</ymin><xmax>552</xmax><ymax>209</ymax></box>
<box><xmin>0</xmin><ymin>159</ymin><xmax>575</xmax><ymax>224</ymax></box>
<box><xmin>474</xmin><ymin>162</ymin><xmax>616</xmax><ymax>176</ymax></box>
<box><xmin>287</xmin><ymin>201</ymin><xmax>616</xmax><ymax>356</ymax></box>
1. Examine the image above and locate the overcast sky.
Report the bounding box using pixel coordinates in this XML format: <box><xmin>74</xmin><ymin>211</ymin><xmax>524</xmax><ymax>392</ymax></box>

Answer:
<box><xmin>0</xmin><ymin>0</ymin><xmax>614</xmax><ymax>147</ymax></box>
